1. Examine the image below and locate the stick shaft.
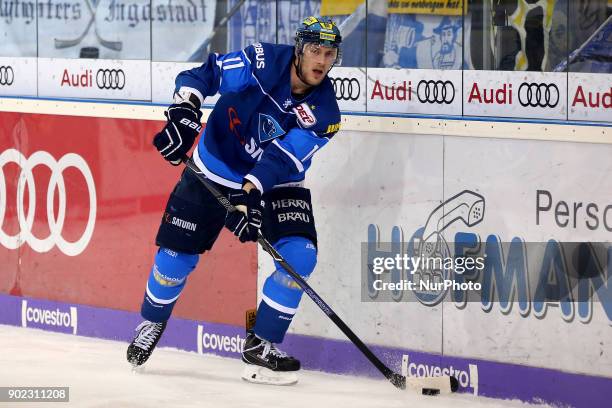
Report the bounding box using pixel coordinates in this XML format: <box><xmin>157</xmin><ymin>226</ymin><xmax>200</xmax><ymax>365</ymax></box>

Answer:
<box><xmin>189</xmin><ymin>0</ymin><xmax>247</xmax><ymax>62</ymax></box>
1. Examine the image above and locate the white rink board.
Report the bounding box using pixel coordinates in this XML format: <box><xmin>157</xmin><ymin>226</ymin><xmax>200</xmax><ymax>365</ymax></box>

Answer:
<box><xmin>463</xmin><ymin>70</ymin><xmax>567</xmax><ymax>120</ymax></box>
<box><xmin>5</xmin><ymin>60</ymin><xmax>612</xmax><ymax>125</ymax></box>
<box><xmin>37</xmin><ymin>58</ymin><xmax>151</xmax><ymax>101</ymax></box>
<box><xmin>328</xmin><ymin>67</ymin><xmax>367</xmax><ymax>112</ymax></box>
<box><xmin>366</xmin><ymin>68</ymin><xmax>462</xmax><ymax>116</ymax></box>
<box><xmin>441</xmin><ymin>136</ymin><xmax>612</xmax><ymax>377</ymax></box>
<box><xmin>259</xmin><ymin>128</ymin><xmax>612</xmax><ymax>379</ymax></box>
<box><xmin>568</xmin><ymin>72</ymin><xmax>612</xmax><ymax>122</ymax></box>
<box><xmin>0</xmin><ymin>57</ymin><xmax>37</xmax><ymax>97</ymax></box>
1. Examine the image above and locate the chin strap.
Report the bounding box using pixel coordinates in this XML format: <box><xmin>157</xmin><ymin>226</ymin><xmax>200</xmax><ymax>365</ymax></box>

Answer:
<box><xmin>293</xmin><ymin>54</ymin><xmax>310</xmax><ymax>87</ymax></box>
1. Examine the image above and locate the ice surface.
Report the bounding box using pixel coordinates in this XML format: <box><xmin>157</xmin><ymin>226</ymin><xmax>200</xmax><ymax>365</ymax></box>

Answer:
<box><xmin>0</xmin><ymin>325</ymin><xmax>547</xmax><ymax>408</ymax></box>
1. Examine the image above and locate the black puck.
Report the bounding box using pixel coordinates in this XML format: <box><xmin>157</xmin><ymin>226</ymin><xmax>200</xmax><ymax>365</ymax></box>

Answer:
<box><xmin>80</xmin><ymin>47</ymin><xmax>99</xmax><ymax>59</ymax></box>
<box><xmin>450</xmin><ymin>375</ymin><xmax>459</xmax><ymax>392</ymax></box>
<box><xmin>422</xmin><ymin>388</ymin><xmax>440</xmax><ymax>396</ymax></box>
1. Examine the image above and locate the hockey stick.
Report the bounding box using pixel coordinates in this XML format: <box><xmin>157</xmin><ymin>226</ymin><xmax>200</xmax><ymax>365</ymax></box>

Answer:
<box><xmin>183</xmin><ymin>156</ymin><xmax>458</xmax><ymax>394</ymax></box>
<box><xmin>55</xmin><ymin>17</ymin><xmax>95</xmax><ymax>48</ymax></box>
<box><xmin>54</xmin><ymin>0</ymin><xmax>122</xmax><ymax>51</ymax></box>
<box><xmin>188</xmin><ymin>0</ymin><xmax>247</xmax><ymax>62</ymax></box>
<box><xmin>84</xmin><ymin>0</ymin><xmax>122</xmax><ymax>51</ymax></box>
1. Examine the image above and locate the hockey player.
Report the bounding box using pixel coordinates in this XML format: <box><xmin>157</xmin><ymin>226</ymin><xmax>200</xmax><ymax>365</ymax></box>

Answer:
<box><xmin>126</xmin><ymin>16</ymin><xmax>342</xmax><ymax>385</ymax></box>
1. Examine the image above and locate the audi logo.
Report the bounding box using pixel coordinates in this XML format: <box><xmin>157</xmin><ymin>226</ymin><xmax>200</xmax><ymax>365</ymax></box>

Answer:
<box><xmin>417</xmin><ymin>80</ymin><xmax>455</xmax><ymax>104</ymax></box>
<box><xmin>96</xmin><ymin>69</ymin><xmax>125</xmax><ymax>90</ymax></box>
<box><xmin>0</xmin><ymin>66</ymin><xmax>14</xmax><ymax>86</ymax></box>
<box><xmin>0</xmin><ymin>149</ymin><xmax>97</xmax><ymax>256</ymax></box>
<box><xmin>330</xmin><ymin>77</ymin><xmax>360</xmax><ymax>101</ymax></box>
<box><xmin>518</xmin><ymin>82</ymin><xmax>559</xmax><ymax>108</ymax></box>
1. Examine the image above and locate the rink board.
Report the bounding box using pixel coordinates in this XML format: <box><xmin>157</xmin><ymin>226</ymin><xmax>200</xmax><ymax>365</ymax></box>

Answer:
<box><xmin>0</xmin><ymin>293</ymin><xmax>610</xmax><ymax>407</ymax></box>
<box><xmin>0</xmin><ymin>111</ymin><xmax>257</xmax><ymax>327</ymax></box>
<box><xmin>2</xmin><ymin>61</ymin><xmax>612</xmax><ymax>124</ymax></box>
<box><xmin>283</xmin><ymin>131</ymin><xmax>612</xmax><ymax>376</ymax></box>
<box><xmin>262</xmin><ymin>130</ymin><xmax>612</xmax><ymax>406</ymax></box>
<box><xmin>2</xmin><ymin>101</ymin><xmax>612</xmax><ymax>407</ymax></box>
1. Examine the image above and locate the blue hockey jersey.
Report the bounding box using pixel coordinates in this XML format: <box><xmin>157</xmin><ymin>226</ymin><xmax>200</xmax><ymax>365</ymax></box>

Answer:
<box><xmin>174</xmin><ymin>42</ymin><xmax>341</xmax><ymax>192</ymax></box>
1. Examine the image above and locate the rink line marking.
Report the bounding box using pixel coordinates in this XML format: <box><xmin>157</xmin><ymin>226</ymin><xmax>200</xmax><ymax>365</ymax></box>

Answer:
<box><xmin>0</xmin><ymin>97</ymin><xmax>610</xmax><ymax>144</ymax></box>
<box><xmin>339</xmin><ymin>114</ymin><xmax>612</xmax><ymax>144</ymax></box>
<box><xmin>0</xmin><ymin>97</ymin><xmax>212</xmax><ymax>123</ymax></box>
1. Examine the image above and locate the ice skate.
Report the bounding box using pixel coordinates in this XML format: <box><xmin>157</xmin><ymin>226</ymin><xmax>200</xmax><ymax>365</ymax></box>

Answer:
<box><xmin>126</xmin><ymin>320</ymin><xmax>167</xmax><ymax>367</ymax></box>
<box><xmin>241</xmin><ymin>331</ymin><xmax>300</xmax><ymax>385</ymax></box>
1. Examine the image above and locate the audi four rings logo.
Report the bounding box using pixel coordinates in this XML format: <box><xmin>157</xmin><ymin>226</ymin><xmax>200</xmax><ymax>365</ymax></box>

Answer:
<box><xmin>417</xmin><ymin>80</ymin><xmax>455</xmax><ymax>104</ymax></box>
<box><xmin>0</xmin><ymin>149</ymin><xmax>97</xmax><ymax>256</ymax></box>
<box><xmin>0</xmin><ymin>66</ymin><xmax>14</xmax><ymax>86</ymax></box>
<box><xmin>331</xmin><ymin>77</ymin><xmax>360</xmax><ymax>101</ymax></box>
<box><xmin>518</xmin><ymin>82</ymin><xmax>559</xmax><ymax>108</ymax></box>
<box><xmin>96</xmin><ymin>69</ymin><xmax>125</xmax><ymax>90</ymax></box>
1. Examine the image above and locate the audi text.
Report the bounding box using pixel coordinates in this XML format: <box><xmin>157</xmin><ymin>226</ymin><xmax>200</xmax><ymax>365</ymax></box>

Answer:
<box><xmin>572</xmin><ymin>86</ymin><xmax>612</xmax><ymax>109</ymax></box>
<box><xmin>61</xmin><ymin>69</ymin><xmax>93</xmax><ymax>87</ymax></box>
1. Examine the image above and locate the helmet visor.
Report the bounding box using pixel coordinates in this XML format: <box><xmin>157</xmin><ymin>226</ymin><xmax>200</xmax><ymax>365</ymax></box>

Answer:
<box><xmin>302</xmin><ymin>42</ymin><xmax>339</xmax><ymax>65</ymax></box>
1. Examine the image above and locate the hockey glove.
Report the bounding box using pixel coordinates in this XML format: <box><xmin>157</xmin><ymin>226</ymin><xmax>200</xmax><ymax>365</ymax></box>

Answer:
<box><xmin>225</xmin><ymin>189</ymin><xmax>263</xmax><ymax>243</ymax></box>
<box><xmin>153</xmin><ymin>104</ymin><xmax>203</xmax><ymax>165</ymax></box>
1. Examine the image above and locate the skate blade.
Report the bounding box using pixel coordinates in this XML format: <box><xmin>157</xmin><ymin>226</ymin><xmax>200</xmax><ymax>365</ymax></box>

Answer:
<box><xmin>241</xmin><ymin>365</ymin><xmax>298</xmax><ymax>386</ymax></box>
<box><xmin>130</xmin><ymin>364</ymin><xmax>145</xmax><ymax>374</ymax></box>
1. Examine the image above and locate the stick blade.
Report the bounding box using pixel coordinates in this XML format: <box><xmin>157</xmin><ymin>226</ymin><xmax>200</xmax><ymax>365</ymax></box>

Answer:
<box><xmin>54</xmin><ymin>39</ymin><xmax>80</xmax><ymax>49</ymax></box>
<box><xmin>405</xmin><ymin>375</ymin><xmax>458</xmax><ymax>395</ymax></box>
<box><xmin>102</xmin><ymin>41</ymin><xmax>122</xmax><ymax>51</ymax></box>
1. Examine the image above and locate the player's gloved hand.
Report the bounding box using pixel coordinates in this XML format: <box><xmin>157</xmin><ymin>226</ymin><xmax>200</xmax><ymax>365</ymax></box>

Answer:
<box><xmin>153</xmin><ymin>104</ymin><xmax>203</xmax><ymax>165</ymax></box>
<box><xmin>225</xmin><ymin>189</ymin><xmax>263</xmax><ymax>243</ymax></box>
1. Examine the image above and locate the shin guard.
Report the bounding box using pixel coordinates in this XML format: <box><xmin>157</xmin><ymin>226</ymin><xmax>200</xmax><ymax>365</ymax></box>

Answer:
<box><xmin>254</xmin><ymin>236</ymin><xmax>317</xmax><ymax>343</ymax></box>
<box><xmin>141</xmin><ymin>248</ymin><xmax>199</xmax><ymax>322</ymax></box>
